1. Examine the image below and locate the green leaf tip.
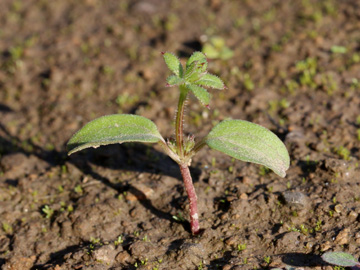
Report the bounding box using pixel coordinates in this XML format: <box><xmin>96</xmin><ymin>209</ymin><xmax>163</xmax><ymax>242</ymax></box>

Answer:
<box><xmin>322</xmin><ymin>252</ymin><xmax>359</xmax><ymax>267</ymax></box>
<box><xmin>205</xmin><ymin>120</ymin><xmax>290</xmax><ymax>177</ymax></box>
<box><xmin>186</xmin><ymin>84</ymin><xmax>211</xmax><ymax>107</ymax></box>
<box><xmin>186</xmin><ymin>51</ymin><xmax>208</xmax><ymax>73</ymax></box>
<box><xmin>163</xmin><ymin>52</ymin><xmax>183</xmax><ymax>77</ymax></box>
<box><xmin>67</xmin><ymin>114</ymin><xmax>164</xmax><ymax>155</ymax></box>
<box><xmin>195</xmin><ymin>73</ymin><xmax>225</xmax><ymax>89</ymax></box>
<box><xmin>166</xmin><ymin>75</ymin><xmax>184</xmax><ymax>86</ymax></box>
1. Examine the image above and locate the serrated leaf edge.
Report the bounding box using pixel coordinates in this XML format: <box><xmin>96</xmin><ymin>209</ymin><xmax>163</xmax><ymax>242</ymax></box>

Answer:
<box><xmin>163</xmin><ymin>52</ymin><xmax>183</xmax><ymax>77</ymax></box>
<box><xmin>195</xmin><ymin>73</ymin><xmax>225</xmax><ymax>89</ymax></box>
<box><xmin>186</xmin><ymin>84</ymin><xmax>211</xmax><ymax>106</ymax></box>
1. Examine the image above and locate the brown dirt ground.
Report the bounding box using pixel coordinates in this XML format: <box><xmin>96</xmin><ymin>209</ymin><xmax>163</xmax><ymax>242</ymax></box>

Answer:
<box><xmin>1</xmin><ymin>0</ymin><xmax>360</xmax><ymax>269</ymax></box>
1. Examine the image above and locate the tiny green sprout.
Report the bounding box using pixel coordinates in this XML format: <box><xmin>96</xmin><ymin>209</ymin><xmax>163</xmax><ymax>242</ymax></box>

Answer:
<box><xmin>90</xmin><ymin>237</ymin><xmax>101</xmax><ymax>244</ymax></box>
<box><xmin>42</xmin><ymin>205</ymin><xmax>54</xmax><ymax>219</ymax></box>
<box><xmin>172</xmin><ymin>212</ymin><xmax>186</xmax><ymax>222</ymax></box>
<box><xmin>67</xmin><ymin>51</ymin><xmax>290</xmax><ymax>235</ymax></box>
<box><xmin>322</xmin><ymin>251</ymin><xmax>360</xmax><ymax>268</ymax></box>
<box><xmin>114</xmin><ymin>235</ymin><xmax>123</xmax><ymax>246</ymax></box>
<box><xmin>74</xmin><ymin>184</ymin><xmax>83</xmax><ymax>194</ymax></box>
<box><xmin>263</xmin><ymin>256</ymin><xmax>271</xmax><ymax>264</ymax></box>
<box><xmin>2</xmin><ymin>222</ymin><xmax>13</xmax><ymax>234</ymax></box>
<box><xmin>142</xmin><ymin>235</ymin><xmax>150</xmax><ymax>242</ymax></box>
<box><xmin>331</xmin><ymin>45</ymin><xmax>347</xmax><ymax>54</ymax></box>
<box><xmin>237</xmin><ymin>243</ymin><xmax>246</xmax><ymax>252</ymax></box>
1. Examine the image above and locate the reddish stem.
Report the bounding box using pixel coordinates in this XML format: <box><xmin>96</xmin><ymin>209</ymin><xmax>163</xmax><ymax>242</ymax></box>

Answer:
<box><xmin>179</xmin><ymin>163</ymin><xmax>200</xmax><ymax>235</ymax></box>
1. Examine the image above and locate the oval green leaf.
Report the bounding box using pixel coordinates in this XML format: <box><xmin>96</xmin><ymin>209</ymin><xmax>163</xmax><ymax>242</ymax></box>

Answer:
<box><xmin>322</xmin><ymin>252</ymin><xmax>358</xmax><ymax>267</ymax></box>
<box><xmin>205</xmin><ymin>120</ymin><xmax>290</xmax><ymax>177</ymax></box>
<box><xmin>67</xmin><ymin>114</ymin><xmax>164</xmax><ymax>155</ymax></box>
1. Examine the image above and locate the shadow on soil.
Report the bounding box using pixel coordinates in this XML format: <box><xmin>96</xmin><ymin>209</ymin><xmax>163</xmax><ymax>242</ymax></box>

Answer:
<box><xmin>0</xmin><ymin>106</ymin><xmax>201</xmax><ymax>254</ymax></box>
<box><xmin>30</xmin><ymin>244</ymin><xmax>89</xmax><ymax>270</ymax></box>
<box><xmin>207</xmin><ymin>252</ymin><xmax>324</xmax><ymax>270</ymax></box>
<box><xmin>281</xmin><ymin>252</ymin><xmax>324</xmax><ymax>267</ymax></box>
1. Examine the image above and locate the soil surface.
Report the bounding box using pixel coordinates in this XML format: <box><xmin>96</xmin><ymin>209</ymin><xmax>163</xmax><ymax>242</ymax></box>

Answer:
<box><xmin>1</xmin><ymin>0</ymin><xmax>360</xmax><ymax>269</ymax></box>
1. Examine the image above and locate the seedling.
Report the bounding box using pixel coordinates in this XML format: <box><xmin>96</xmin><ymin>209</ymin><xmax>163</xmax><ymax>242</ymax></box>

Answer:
<box><xmin>202</xmin><ymin>36</ymin><xmax>234</xmax><ymax>60</ymax></box>
<box><xmin>322</xmin><ymin>251</ymin><xmax>360</xmax><ymax>269</ymax></box>
<box><xmin>67</xmin><ymin>51</ymin><xmax>290</xmax><ymax>235</ymax></box>
<box><xmin>42</xmin><ymin>205</ymin><xmax>54</xmax><ymax>219</ymax></box>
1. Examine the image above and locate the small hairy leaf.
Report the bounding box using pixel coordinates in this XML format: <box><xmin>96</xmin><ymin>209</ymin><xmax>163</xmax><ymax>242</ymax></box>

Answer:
<box><xmin>322</xmin><ymin>252</ymin><xmax>358</xmax><ymax>267</ymax></box>
<box><xmin>186</xmin><ymin>51</ymin><xmax>207</xmax><ymax>73</ymax></box>
<box><xmin>186</xmin><ymin>84</ymin><xmax>210</xmax><ymax>107</ymax></box>
<box><xmin>184</xmin><ymin>61</ymin><xmax>204</xmax><ymax>83</ymax></box>
<box><xmin>195</xmin><ymin>73</ymin><xmax>225</xmax><ymax>89</ymax></box>
<box><xmin>167</xmin><ymin>75</ymin><xmax>184</xmax><ymax>86</ymax></box>
<box><xmin>163</xmin><ymin>52</ymin><xmax>183</xmax><ymax>77</ymax></box>
<box><xmin>67</xmin><ymin>114</ymin><xmax>164</xmax><ymax>155</ymax></box>
<box><xmin>206</xmin><ymin>120</ymin><xmax>290</xmax><ymax>177</ymax></box>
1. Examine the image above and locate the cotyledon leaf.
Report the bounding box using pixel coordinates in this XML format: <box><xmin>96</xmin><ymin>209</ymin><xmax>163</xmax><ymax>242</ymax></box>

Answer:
<box><xmin>205</xmin><ymin>120</ymin><xmax>290</xmax><ymax>177</ymax></box>
<box><xmin>67</xmin><ymin>114</ymin><xmax>164</xmax><ymax>155</ymax></box>
<box><xmin>322</xmin><ymin>252</ymin><xmax>359</xmax><ymax>267</ymax></box>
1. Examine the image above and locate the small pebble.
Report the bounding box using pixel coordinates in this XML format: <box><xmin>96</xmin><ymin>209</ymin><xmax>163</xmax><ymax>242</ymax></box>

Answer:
<box><xmin>115</xmin><ymin>251</ymin><xmax>132</xmax><ymax>264</ymax></box>
<box><xmin>320</xmin><ymin>241</ymin><xmax>331</xmax><ymax>251</ymax></box>
<box><xmin>334</xmin><ymin>204</ymin><xmax>343</xmax><ymax>213</ymax></box>
<box><xmin>92</xmin><ymin>245</ymin><xmax>116</xmax><ymax>265</ymax></box>
<box><xmin>242</xmin><ymin>176</ymin><xmax>252</xmax><ymax>184</ymax></box>
<box><xmin>348</xmin><ymin>211</ymin><xmax>358</xmax><ymax>219</ymax></box>
<box><xmin>335</xmin><ymin>228</ymin><xmax>350</xmax><ymax>245</ymax></box>
<box><xmin>225</xmin><ymin>236</ymin><xmax>238</xmax><ymax>246</ymax></box>
<box><xmin>239</xmin><ymin>193</ymin><xmax>248</xmax><ymax>200</ymax></box>
<box><xmin>282</xmin><ymin>191</ymin><xmax>309</xmax><ymax>209</ymax></box>
<box><xmin>324</xmin><ymin>158</ymin><xmax>349</xmax><ymax>175</ymax></box>
<box><xmin>125</xmin><ymin>184</ymin><xmax>154</xmax><ymax>201</ymax></box>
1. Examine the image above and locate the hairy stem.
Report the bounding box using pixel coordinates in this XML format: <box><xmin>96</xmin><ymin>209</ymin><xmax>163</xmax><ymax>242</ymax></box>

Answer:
<box><xmin>175</xmin><ymin>85</ymin><xmax>189</xmax><ymax>158</ymax></box>
<box><xmin>179</xmin><ymin>163</ymin><xmax>200</xmax><ymax>235</ymax></box>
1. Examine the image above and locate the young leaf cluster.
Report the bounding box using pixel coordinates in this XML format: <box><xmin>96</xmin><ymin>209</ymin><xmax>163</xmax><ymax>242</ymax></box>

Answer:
<box><xmin>163</xmin><ymin>52</ymin><xmax>225</xmax><ymax>107</ymax></box>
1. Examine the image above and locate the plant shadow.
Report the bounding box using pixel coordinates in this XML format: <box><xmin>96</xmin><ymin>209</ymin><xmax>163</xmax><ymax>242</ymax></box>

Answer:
<box><xmin>281</xmin><ymin>252</ymin><xmax>324</xmax><ymax>267</ymax></box>
<box><xmin>0</xmin><ymin>104</ymin><xmax>201</xmax><ymax>229</ymax></box>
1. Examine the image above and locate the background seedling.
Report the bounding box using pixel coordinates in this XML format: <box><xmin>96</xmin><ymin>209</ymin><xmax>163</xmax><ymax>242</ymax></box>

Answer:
<box><xmin>202</xmin><ymin>36</ymin><xmax>234</xmax><ymax>60</ymax></box>
<box><xmin>67</xmin><ymin>51</ymin><xmax>290</xmax><ymax>235</ymax></box>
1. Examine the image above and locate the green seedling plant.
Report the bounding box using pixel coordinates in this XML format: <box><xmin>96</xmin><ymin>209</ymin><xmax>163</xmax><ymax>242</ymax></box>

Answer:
<box><xmin>67</xmin><ymin>51</ymin><xmax>290</xmax><ymax>235</ymax></box>
<box><xmin>202</xmin><ymin>36</ymin><xmax>234</xmax><ymax>60</ymax></box>
<box><xmin>322</xmin><ymin>251</ymin><xmax>360</xmax><ymax>269</ymax></box>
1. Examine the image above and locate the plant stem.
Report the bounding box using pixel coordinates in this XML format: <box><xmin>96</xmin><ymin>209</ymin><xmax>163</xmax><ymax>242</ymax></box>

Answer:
<box><xmin>175</xmin><ymin>85</ymin><xmax>189</xmax><ymax>158</ymax></box>
<box><xmin>175</xmin><ymin>85</ymin><xmax>199</xmax><ymax>234</ymax></box>
<box><xmin>179</xmin><ymin>163</ymin><xmax>200</xmax><ymax>235</ymax></box>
